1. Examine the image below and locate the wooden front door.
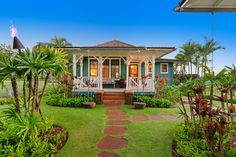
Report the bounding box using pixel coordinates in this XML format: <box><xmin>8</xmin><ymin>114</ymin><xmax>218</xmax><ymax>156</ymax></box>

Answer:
<box><xmin>129</xmin><ymin>64</ymin><xmax>138</xmax><ymax>77</ymax></box>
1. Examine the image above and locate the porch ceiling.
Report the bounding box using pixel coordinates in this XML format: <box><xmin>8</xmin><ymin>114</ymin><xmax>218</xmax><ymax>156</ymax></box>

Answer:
<box><xmin>64</xmin><ymin>47</ymin><xmax>176</xmax><ymax>58</ymax></box>
<box><xmin>176</xmin><ymin>0</ymin><xmax>236</xmax><ymax>12</ymax></box>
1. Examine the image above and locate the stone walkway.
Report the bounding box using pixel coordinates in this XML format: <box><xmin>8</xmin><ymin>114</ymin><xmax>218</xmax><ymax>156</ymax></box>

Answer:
<box><xmin>97</xmin><ymin>101</ymin><xmax>129</xmax><ymax>157</ymax></box>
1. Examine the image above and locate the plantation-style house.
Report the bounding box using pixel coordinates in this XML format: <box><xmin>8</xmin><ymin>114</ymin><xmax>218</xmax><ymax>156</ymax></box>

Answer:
<box><xmin>63</xmin><ymin>40</ymin><xmax>176</xmax><ymax>95</ymax></box>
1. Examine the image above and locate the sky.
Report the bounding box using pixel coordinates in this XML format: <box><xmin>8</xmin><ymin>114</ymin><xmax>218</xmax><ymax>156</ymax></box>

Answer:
<box><xmin>0</xmin><ymin>0</ymin><xmax>235</xmax><ymax>72</ymax></box>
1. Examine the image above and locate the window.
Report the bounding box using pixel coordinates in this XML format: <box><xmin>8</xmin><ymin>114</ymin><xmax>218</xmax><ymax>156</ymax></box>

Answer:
<box><xmin>148</xmin><ymin>64</ymin><xmax>152</xmax><ymax>72</ymax></box>
<box><xmin>102</xmin><ymin>60</ymin><xmax>109</xmax><ymax>79</ymax></box>
<box><xmin>129</xmin><ymin>64</ymin><xmax>138</xmax><ymax>77</ymax></box>
<box><xmin>161</xmin><ymin>63</ymin><xmax>168</xmax><ymax>74</ymax></box>
<box><xmin>111</xmin><ymin>60</ymin><xmax>119</xmax><ymax>79</ymax></box>
<box><xmin>90</xmin><ymin>59</ymin><xmax>98</xmax><ymax>77</ymax></box>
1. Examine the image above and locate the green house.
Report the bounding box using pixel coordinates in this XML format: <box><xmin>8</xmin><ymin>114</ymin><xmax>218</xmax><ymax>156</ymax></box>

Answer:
<box><xmin>64</xmin><ymin>40</ymin><xmax>177</xmax><ymax>95</ymax></box>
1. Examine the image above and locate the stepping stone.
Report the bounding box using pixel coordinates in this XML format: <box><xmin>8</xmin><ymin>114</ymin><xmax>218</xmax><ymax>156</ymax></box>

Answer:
<box><xmin>97</xmin><ymin>152</ymin><xmax>121</xmax><ymax>157</ymax></box>
<box><xmin>104</xmin><ymin>126</ymin><xmax>128</xmax><ymax>135</ymax></box>
<box><xmin>132</xmin><ymin>115</ymin><xmax>149</xmax><ymax>122</ymax></box>
<box><xmin>150</xmin><ymin>115</ymin><xmax>164</xmax><ymax>121</ymax></box>
<box><xmin>107</xmin><ymin>115</ymin><xmax>129</xmax><ymax>120</ymax></box>
<box><xmin>106</xmin><ymin>111</ymin><xmax>126</xmax><ymax>116</ymax></box>
<box><xmin>97</xmin><ymin>136</ymin><xmax>128</xmax><ymax>149</ymax></box>
<box><xmin>107</xmin><ymin>120</ymin><xmax>130</xmax><ymax>125</ymax></box>
<box><xmin>162</xmin><ymin>114</ymin><xmax>178</xmax><ymax>121</ymax></box>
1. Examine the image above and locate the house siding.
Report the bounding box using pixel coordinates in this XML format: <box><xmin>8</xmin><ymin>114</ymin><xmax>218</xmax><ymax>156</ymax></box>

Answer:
<box><xmin>83</xmin><ymin>57</ymin><xmax>88</xmax><ymax>77</ymax></box>
<box><xmin>121</xmin><ymin>58</ymin><xmax>126</xmax><ymax>79</ymax></box>
<box><xmin>155</xmin><ymin>62</ymin><xmax>173</xmax><ymax>85</ymax></box>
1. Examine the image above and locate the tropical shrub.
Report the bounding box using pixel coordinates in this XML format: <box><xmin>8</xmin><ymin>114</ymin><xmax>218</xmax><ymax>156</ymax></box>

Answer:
<box><xmin>133</xmin><ymin>96</ymin><xmax>172</xmax><ymax>108</ymax></box>
<box><xmin>0</xmin><ymin>106</ymin><xmax>67</xmax><ymax>157</ymax></box>
<box><xmin>158</xmin><ymin>86</ymin><xmax>180</xmax><ymax>103</ymax></box>
<box><xmin>175</xmin><ymin>124</ymin><xmax>211</xmax><ymax>157</ymax></box>
<box><xmin>46</xmin><ymin>95</ymin><xmax>94</xmax><ymax>107</ymax></box>
<box><xmin>0</xmin><ymin>98</ymin><xmax>14</xmax><ymax>105</ymax></box>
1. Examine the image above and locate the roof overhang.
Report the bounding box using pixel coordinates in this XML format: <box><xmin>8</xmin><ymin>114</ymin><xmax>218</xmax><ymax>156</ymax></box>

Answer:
<box><xmin>62</xmin><ymin>47</ymin><xmax>176</xmax><ymax>58</ymax></box>
<box><xmin>175</xmin><ymin>0</ymin><xmax>236</xmax><ymax>12</ymax></box>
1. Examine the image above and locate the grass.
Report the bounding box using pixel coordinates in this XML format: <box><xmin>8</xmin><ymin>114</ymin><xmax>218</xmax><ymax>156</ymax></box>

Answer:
<box><xmin>41</xmin><ymin>97</ymin><xmax>106</xmax><ymax>157</ymax></box>
<box><xmin>0</xmin><ymin>79</ymin><xmax>50</xmax><ymax>97</ymax></box>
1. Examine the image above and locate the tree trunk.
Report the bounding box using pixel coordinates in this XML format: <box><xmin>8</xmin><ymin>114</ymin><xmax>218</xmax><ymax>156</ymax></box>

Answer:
<box><xmin>11</xmin><ymin>76</ymin><xmax>21</xmax><ymax>112</ymax></box>
<box><xmin>32</xmin><ymin>75</ymin><xmax>38</xmax><ymax>113</ymax></box>
<box><xmin>27</xmin><ymin>72</ymin><xmax>32</xmax><ymax>113</ymax></box>
<box><xmin>23</xmin><ymin>79</ymin><xmax>27</xmax><ymax>113</ymax></box>
<box><xmin>38</xmin><ymin>71</ymin><xmax>50</xmax><ymax>107</ymax></box>
<box><xmin>210</xmin><ymin>82</ymin><xmax>214</xmax><ymax>107</ymax></box>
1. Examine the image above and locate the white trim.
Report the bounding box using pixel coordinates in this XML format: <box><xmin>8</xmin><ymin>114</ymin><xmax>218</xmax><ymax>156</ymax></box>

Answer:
<box><xmin>160</xmin><ymin>63</ymin><xmax>169</xmax><ymax>74</ymax></box>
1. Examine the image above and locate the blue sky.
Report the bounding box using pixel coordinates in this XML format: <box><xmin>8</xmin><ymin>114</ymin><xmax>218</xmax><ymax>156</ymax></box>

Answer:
<box><xmin>0</xmin><ymin>0</ymin><xmax>235</xmax><ymax>72</ymax></box>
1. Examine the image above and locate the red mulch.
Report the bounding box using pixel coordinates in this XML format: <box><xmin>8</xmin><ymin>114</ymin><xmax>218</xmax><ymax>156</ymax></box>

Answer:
<box><xmin>132</xmin><ymin>115</ymin><xmax>149</xmax><ymax>122</ymax></box>
<box><xmin>97</xmin><ymin>136</ymin><xmax>128</xmax><ymax>149</ymax></box>
<box><xmin>104</xmin><ymin>126</ymin><xmax>128</xmax><ymax>135</ymax></box>
<box><xmin>150</xmin><ymin>115</ymin><xmax>164</xmax><ymax>121</ymax></box>
<box><xmin>106</xmin><ymin>120</ymin><xmax>130</xmax><ymax>125</ymax></box>
<box><xmin>97</xmin><ymin>152</ymin><xmax>121</xmax><ymax>157</ymax></box>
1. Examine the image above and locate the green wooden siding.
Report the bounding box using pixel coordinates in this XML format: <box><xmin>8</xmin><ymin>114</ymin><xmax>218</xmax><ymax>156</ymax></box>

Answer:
<box><xmin>155</xmin><ymin>62</ymin><xmax>173</xmax><ymax>85</ymax></box>
<box><xmin>83</xmin><ymin>57</ymin><xmax>88</xmax><ymax>77</ymax></box>
<box><xmin>141</xmin><ymin>63</ymin><xmax>145</xmax><ymax>76</ymax></box>
<box><xmin>121</xmin><ymin>58</ymin><xmax>126</xmax><ymax>79</ymax></box>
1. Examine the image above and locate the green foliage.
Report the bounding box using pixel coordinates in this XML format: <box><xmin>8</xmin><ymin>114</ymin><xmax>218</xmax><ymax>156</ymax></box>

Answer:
<box><xmin>174</xmin><ymin>74</ymin><xmax>199</xmax><ymax>85</ymax></box>
<box><xmin>175</xmin><ymin>124</ymin><xmax>211</xmax><ymax>157</ymax></box>
<box><xmin>46</xmin><ymin>95</ymin><xmax>94</xmax><ymax>107</ymax></box>
<box><xmin>158</xmin><ymin>86</ymin><xmax>180</xmax><ymax>103</ymax></box>
<box><xmin>133</xmin><ymin>96</ymin><xmax>172</xmax><ymax>108</ymax></box>
<box><xmin>0</xmin><ymin>98</ymin><xmax>14</xmax><ymax>105</ymax></box>
<box><xmin>0</xmin><ymin>106</ymin><xmax>67</xmax><ymax>157</ymax></box>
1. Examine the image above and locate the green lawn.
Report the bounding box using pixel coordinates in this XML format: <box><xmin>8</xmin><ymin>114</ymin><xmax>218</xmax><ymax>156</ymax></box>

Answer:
<box><xmin>40</xmin><ymin>98</ymin><xmax>181</xmax><ymax>157</ymax></box>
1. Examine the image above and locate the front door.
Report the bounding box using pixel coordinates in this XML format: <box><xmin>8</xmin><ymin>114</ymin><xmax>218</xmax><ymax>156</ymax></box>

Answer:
<box><xmin>129</xmin><ymin>64</ymin><xmax>138</xmax><ymax>77</ymax></box>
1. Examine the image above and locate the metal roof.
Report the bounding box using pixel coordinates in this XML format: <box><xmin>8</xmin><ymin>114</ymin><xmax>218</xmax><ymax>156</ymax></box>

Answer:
<box><xmin>175</xmin><ymin>0</ymin><xmax>236</xmax><ymax>12</ymax></box>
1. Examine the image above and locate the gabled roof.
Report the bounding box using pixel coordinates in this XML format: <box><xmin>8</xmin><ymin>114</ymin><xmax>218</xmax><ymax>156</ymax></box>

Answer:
<box><xmin>176</xmin><ymin>0</ymin><xmax>236</xmax><ymax>12</ymax></box>
<box><xmin>95</xmin><ymin>40</ymin><xmax>135</xmax><ymax>48</ymax></box>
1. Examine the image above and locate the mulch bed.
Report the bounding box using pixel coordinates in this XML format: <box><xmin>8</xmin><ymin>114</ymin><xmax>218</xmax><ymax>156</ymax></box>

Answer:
<box><xmin>104</xmin><ymin>126</ymin><xmax>128</xmax><ymax>135</ymax></box>
<box><xmin>132</xmin><ymin>115</ymin><xmax>149</xmax><ymax>122</ymax></box>
<box><xmin>172</xmin><ymin>140</ymin><xmax>181</xmax><ymax>157</ymax></box>
<box><xmin>106</xmin><ymin>120</ymin><xmax>130</xmax><ymax>125</ymax></box>
<box><xmin>97</xmin><ymin>152</ymin><xmax>121</xmax><ymax>157</ymax></box>
<box><xmin>51</xmin><ymin>124</ymin><xmax>69</xmax><ymax>155</ymax></box>
<box><xmin>97</xmin><ymin>136</ymin><xmax>128</xmax><ymax>149</ymax></box>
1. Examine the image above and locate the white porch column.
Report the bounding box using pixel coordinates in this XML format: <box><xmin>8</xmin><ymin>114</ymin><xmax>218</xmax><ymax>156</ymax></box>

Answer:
<box><xmin>152</xmin><ymin>56</ymin><xmax>155</xmax><ymax>91</ymax></box>
<box><xmin>72</xmin><ymin>53</ymin><xmax>77</xmax><ymax>85</ymax></box>
<box><xmin>80</xmin><ymin>58</ymin><xmax>83</xmax><ymax>77</ymax></box>
<box><xmin>98</xmin><ymin>56</ymin><xmax>103</xmax><ymax>90</ymax></box>
<box><xmin>126</xmin><ymin>57</ymin><xmax>130</xmax><ymax>90</ymax></box>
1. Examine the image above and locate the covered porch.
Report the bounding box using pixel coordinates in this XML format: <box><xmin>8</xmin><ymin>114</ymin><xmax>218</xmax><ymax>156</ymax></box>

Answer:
<box><xmin>65</xmin><ymin>40</ymin><xmax>175</xmax><ymax>93</ymax></box>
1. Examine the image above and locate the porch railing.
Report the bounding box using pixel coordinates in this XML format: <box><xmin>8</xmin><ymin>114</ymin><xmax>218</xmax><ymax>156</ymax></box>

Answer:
<box><xmin>73</xmin><ymin>77</ymin><xmax>99</xmax><ymax>90</ymax></box>
<box><xmin>128</xmin><ymin>77</ymin><xmax>153</xmax><ymax>91</ymax></box>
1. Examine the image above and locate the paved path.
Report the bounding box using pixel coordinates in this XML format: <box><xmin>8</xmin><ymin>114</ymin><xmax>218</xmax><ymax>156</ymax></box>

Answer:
<box><xmin>97</xmin><ymin>101</ymin><xmax>129</xmax><ymax>157</ymax></box>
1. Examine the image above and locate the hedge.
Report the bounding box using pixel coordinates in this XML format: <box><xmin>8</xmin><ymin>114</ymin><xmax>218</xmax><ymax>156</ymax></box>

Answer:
<box><xmin>133</xmin><ymin>96</ymin><xmax>172</xmax><ymax>108</ymax></box>
<box><xmin>46</xmin><ymin>95</ymin><xmax>94</xmax><ymax>107</ymax></box>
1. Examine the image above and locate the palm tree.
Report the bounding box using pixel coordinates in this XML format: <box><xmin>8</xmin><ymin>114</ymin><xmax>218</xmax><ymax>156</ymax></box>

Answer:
<box><xmin>16</xmin><ymin>47</ymin><xmax>68</xmax><ymax>114</ymax></box>
<box><xmin>50</xmin><ymin>36</ymin><xmax>72</xmax><ymax>47</ymax></box>
<box><xmin>0</xmin><ymin>45</ymin><xmax>21</xmax><ymax>112</ymax></box>
<box><xmin>177</xmin><ymin>41</ymin><xmax>200</xmax><ymax>76</ymax></box>
<box><xmin>199</xmin><ymin>37</ymin><xmax>225</xmax><ymax>76</ymax></box>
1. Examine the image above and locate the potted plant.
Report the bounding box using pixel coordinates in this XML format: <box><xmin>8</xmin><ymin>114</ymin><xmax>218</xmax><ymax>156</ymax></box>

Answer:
<box><xmin>82</xmin><ymin>78</ymin><xmax>96</xmax><ymax>108</ymax></box>
<box><xmin>133</xmin><ymin>96</ymin><xmax>146</xmax><ymax>109</ymax></box>
<box><xmin>119</xmin><ymin>74</ymin><xmax>126</xmax><ymax>88</ymax></box>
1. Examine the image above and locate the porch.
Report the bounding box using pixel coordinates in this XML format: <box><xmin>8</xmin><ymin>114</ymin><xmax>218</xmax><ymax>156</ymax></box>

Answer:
<box><xmin>72</xmin><ymin>55</ymin><xmax>156</xmax><ymax>92</ymax></box>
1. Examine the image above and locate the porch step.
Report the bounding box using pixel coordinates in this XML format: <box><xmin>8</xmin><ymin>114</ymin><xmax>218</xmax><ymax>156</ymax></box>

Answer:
<box><xmin>103</xmin><ymin>92</ymin><xmax>125</xmax><ymax>101</ymax></box>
